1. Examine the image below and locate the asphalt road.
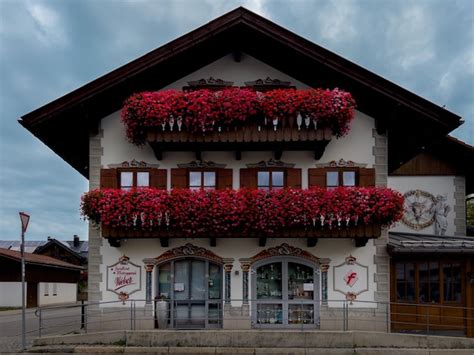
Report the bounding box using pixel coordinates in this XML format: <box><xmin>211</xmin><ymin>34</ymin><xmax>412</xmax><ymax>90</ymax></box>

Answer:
<box><xmin>0</xmin><ymin>305</ymin><xmax>82</xmax><ymax>353</ymax></box>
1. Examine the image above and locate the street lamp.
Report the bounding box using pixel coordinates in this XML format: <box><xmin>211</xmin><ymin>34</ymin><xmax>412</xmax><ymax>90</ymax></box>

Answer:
<box><xmin>19</xmin><ymin>212</ymin><xmax>30</xmax><ymax>351</ymax></box>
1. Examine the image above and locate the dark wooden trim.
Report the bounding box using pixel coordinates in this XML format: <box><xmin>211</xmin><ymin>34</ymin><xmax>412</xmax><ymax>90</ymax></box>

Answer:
<box><xmin>210</xmin><ymin>237</ymin><xmax>217</xmax><ymax>247</ymax></box>
<box><xmin>108</xmin><ymin>239</ymin><xmax>121</xmax><ymax>247</ymax></box>
<box><xmin>101</xmin><ymin>224</ymin><xmax>382</xmax><ymax>239</ymax></box>
<box><xmin>258</xmin><ymin>237</ymin><xmax>267</xmax><ymax>247</ymax></box>
<box><xmin>391</xmin><ymin>152</ymin><xmax>459</xmax><ymax>176</ymax></box>
<box><xmin>150</xmin><ymin>141</ymin><xmax>330</xmax><ymax>161</ymax></box>
<box><xmin>159</xmin><ymin>238</ymin><xmax>169</xmax><ymax>248</ymax></box>
<box><xmin>233</xmin><ymin>51</ymin><xmax>241</xmax><ymax>62</ymax></box>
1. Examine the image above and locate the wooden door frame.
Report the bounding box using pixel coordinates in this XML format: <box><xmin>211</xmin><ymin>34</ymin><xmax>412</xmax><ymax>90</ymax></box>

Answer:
<box><xmin>26</xmin><ymin>282</ymin><xmax>38</xmax><ymax>308</ymax></box>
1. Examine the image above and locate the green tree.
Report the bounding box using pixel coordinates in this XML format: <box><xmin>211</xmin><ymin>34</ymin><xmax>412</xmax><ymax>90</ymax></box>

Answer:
<box><xmin>467</xmin><ymin>200</ymin><xmax>474</xmax><ymax>226</ymax></box>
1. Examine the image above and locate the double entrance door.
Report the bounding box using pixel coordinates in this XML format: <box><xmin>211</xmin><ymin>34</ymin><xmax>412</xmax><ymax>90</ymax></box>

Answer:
<box><xmin>157</xmin><ymin>258</ymin><xmax>222</xmax><ymax>328</ymax></box>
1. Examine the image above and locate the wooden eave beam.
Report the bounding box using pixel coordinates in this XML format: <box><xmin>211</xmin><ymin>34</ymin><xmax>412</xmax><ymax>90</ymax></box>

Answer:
<box><xmin>354</xmin><ymin>238</ymin><xmax>369</xmax><ymax>248</ymax></box>
<box><xmin>108</xmin><ymin>239</ymin><xmax>121</xmax><ymax>248</ymax></box>
<box><xmin>307</xmin><ymin>238</ymin><xmax>318</xmax><ymax>247</ymax></box>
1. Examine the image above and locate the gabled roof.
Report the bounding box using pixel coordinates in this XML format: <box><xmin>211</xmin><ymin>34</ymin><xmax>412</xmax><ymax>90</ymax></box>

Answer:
<box><xmin>0</xmin><ymin>248</ymin><xmax>83</xmax><ymax>270</ymax></box>
<box><xmin>0</xmin><ymin>240</ymin><xmax>46</xmax><ymax>253</ymax></box>
<box><xmin>19</xmin><ymin>7</ymin><xmax>462</xmax><ymax>177</ymax></box>
<box><xmin>391</xmin><ymin>135</ymin><xmax>474</xmax><ymax>193</ymax></box>
<box><xmin>0</xmin><ymin>239</ymin><xmax>89</xmax><ymax>256</ymax></box>
<box><xmin>35</xmin><ymin>238</ymin><xmax>86</xmax><ymax>261</ymax></box>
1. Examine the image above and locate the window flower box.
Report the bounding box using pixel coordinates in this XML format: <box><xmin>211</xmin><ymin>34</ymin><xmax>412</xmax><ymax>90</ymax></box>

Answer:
<box><xmin>81</xmin><ymin>187</ymin><xmax>403</xmax><ymax>239</ymax></box>
<box><xmin>121</xmin><ymin>88</ymin><xmax>356</xmax><ymax>147</ymax></box>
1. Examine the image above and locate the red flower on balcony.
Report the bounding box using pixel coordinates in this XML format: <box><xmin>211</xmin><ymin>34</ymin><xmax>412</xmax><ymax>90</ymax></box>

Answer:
<box><xmin>214</xmin><ymin>88</ymin><xmax>261</xmax><ymax>126</ymax></box>
<box><xmin>121</xmin><ymin>88</ymin><xmax>356</xmax><ymax>145</ymax></box>
<box><xmin>81</xmin><ymin>187</ymin><xmax>403</xmax><ymax>237</ymax></box>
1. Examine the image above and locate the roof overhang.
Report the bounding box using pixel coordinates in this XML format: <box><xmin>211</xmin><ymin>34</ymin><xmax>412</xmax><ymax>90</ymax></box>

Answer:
<box><xmin>19</xmin><ymin>7</ymin><xmax>463</xmax><ymax>178</ymax></box>
<box><xmin>0</xmin><ymin>253</ymin><xmax>83</xmax><ymax>271</ymax></box>
<box><xmin>388</xmin><ymin>232</ymin><xmax>474</xmax><ymax>255</ymax></box>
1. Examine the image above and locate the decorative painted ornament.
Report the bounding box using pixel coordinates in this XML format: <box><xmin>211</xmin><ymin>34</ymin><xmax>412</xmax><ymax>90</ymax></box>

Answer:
<box><xmin>401</xmin><ymin>190</ymin><xmax>436</xmax><ymax>230</ymax></box>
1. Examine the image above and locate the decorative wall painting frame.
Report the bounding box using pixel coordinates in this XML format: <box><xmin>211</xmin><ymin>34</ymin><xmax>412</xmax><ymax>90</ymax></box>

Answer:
<box><xmin>333</xmin><ymin>255</ymin><xmax>369</xmax><ymax>304</ymax></box>
<box><xmin>106</xmin><ymin>255</ymin><xmax>142</xmax><ymax>303</ymax></box>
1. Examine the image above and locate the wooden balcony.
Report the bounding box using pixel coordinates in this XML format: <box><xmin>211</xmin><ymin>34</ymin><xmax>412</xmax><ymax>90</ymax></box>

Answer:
<box><xmin>102</xmin><ymin>224</ymin><xmax>381</xmax><ymax>248</ymax></box>
<box><xmin>146</xmin><ymin>122</ymin><xmax>332</xmax><ymax>160</ymax></box>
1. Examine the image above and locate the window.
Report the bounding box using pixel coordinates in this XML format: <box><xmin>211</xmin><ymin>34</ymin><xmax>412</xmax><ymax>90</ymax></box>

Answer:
<box><xmin>443</xmin><ymin>263</ymin><xmax>462</xmax><ymax>302</ymax></box>
<box><xmin>418</xmin><ymin>261</ymin><xmax>440</xmax><ymax>303</ymax></box>
<box><xmin>395</xmin><ymin>262</ymin><xmax>415</xmax><ymax>302</ymax></box>
<box><xmin>44</xmin><ymin>283</ymin><xmax>49</xmax><ymax>296</ymax></box>
<box><xmin>189</xmin><ymin>171</ymin><xmax>216</xmax><ymax>190</ymax></box>
<box><xmin>326</xmin><ymin>170</ymin><xmax>357</xmax><ymax>189</ymax></box>
<box><xmin>257</xmin><ymin>171</ymin><xmax>284</xmax><ymax>191</ymax></box>
<box><xmin>120</xmin><ymin>170</ymin><xmax>150</xmax><ymax>190</ymax></box>
<box><xmin>394</xmin><ymin>260</ymin><xmax>464</xmax><ymax>305</ymax></box>
<box><xmin>53</xmin><ymin>283</ymin><xmax>58</xmax><ymax>296</ymax></box>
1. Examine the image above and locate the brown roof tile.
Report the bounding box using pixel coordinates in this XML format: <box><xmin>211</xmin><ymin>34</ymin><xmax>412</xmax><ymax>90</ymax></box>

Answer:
<box><xmin>0</xmin><ymin>248</ymin><xmax>83</xmax><ymax>270</ymax></box>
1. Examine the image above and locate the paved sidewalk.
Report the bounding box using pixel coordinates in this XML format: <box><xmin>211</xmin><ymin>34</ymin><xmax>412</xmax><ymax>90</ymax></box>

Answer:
<box><xmin>0</xmin><ymin>306</ymin><xmax>82</xmax><ymax>353</ymax></box>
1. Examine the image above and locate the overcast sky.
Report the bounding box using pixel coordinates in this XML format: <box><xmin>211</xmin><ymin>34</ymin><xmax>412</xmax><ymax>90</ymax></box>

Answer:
<box><xmin>0</xmin><ymin>0</ymin><xmax>473</xmax><ymax>241</ymax></box>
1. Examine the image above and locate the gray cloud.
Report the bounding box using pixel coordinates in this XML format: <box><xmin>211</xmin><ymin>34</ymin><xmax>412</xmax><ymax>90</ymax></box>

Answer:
<box><xmin>0</xmin><ymin>0</ymin><xmax>472</xmax><ymax>241</ymax></box>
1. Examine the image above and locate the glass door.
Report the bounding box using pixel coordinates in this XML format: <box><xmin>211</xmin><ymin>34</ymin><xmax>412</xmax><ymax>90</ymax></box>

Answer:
<box><xmin>256</xmin><ymin>262</ymin><xmax>283</xmax><ymax>325</ymax></box>
<box><xmin>287</xmin><ymin>262</ymin><xmax>315</xmax><ymax>325</ymax></box>
<box><xmin>253</xmin><ymin>258</ymin><xmax>320</xmax><ymax>328</ymax></box>
<box><xmin>156</xmin><ymin>258</ymin><xmax>222</xmax><ymax>328</ymax></box>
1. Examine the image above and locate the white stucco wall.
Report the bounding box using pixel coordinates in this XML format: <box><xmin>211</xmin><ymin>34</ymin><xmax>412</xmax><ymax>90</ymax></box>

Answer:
<box><xmin>388</xmin><ymin>176</ymin><xmax>457</xmax><ymax>236</ymax></box>
<box><xmin>100</xmin><ymin>238</ymin><xmax>377</xmax><ymax>308</ymax></box>
<box><xmin>101</xmin><ymin>53</ymin><xmax>375</xmax><ymax>172</ymax></box>
<box><xmin>0</xmin><ymin>282</ymin><xmax>23</xmax><ymax>307</ymax></box>
<box><xmin>38</xmin><ymin>282</ymin><xmax>77</xmax><ymax>306</ymax></box>
<box><xmin>97</xmin><ymin>52</ymin><xmax>379</xmax><ymax>309</ymax></box>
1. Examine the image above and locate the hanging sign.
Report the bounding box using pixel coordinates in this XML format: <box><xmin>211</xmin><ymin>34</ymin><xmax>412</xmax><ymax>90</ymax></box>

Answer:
<box><xmin>333</xmin><ymin>255</ymin><xmax>369</xmax><ymax>304</ymax></box>
<box><xmin>106</xmin><ymin>255</ymin><xmax>142</xmax><ymax>303</ymax></box>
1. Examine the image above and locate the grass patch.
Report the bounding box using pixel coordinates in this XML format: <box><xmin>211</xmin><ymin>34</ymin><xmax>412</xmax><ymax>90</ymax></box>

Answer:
<box><xmin>0</xmin><ymin>307</ymin><xmax>21</xmax><ymax>311</ymax></box>
<box><xmin>113</xmin><ymin>339</ymin><xmax>126</xmax><ymax>346</ymax></box>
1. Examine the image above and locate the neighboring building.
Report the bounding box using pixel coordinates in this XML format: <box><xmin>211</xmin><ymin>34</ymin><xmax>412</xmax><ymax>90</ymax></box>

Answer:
<box><xmin>387</xmin><ymin>136</ymin><xmax>474</xmax><ymax>336</ymax></box>
<box><xmin>0</xmin><ymin>236</ymin><xmax>89</xmax><ymax>261</ymax></box>
<box><xmin>0</xmin><ymin>248</ymin><xmax>82</xmax><ymax>307</ymax></box>
<box><xmin>0</xmin><ymin>236</ymin><xmax>89</xmax><ymax>300</ymax></box>
<box><xmin>35</xmin><ymin>236</ymin><xmax>88</xmax><ymax>267</ymax></box>
<box><xmin>19</xmin><ymin>8</ymin><xmax>473</xmax><ymax>336</ymax></box>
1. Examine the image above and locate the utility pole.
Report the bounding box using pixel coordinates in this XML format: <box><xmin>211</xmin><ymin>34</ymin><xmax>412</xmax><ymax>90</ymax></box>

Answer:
<box><xmin>19</xmin><ymin>212</ymin><xmax>30</xmax><ymax>351</ymax></box>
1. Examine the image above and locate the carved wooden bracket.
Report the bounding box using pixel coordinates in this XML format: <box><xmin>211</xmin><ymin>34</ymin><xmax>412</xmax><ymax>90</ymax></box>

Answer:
<box><xmin>177</xmin><ymin>160</ymin><xmax>227</xmax><ymax>168</ymax></box>
<box><xmin>246</xmin><ymin>159</ymin><xmax>295</xmax><ymax>168</ymax></box>
<box><xmin>315</xmin><ymin>159</ymin><xmax>367</xmax><ymax>168</ymax></box>
<box><xmin>244</xmin><ymin>77</ymin><xmax>295</xmax><ymax>91</ymax></box>
<box><xmin>184</xmin><ymin>77</ymin><xmax>234</xmax><ymax>91</ymax></box>
<box><xmin>108</xmin><ymin>159</ymin><xmax>160</xmax><ymax>168</ymax></box>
